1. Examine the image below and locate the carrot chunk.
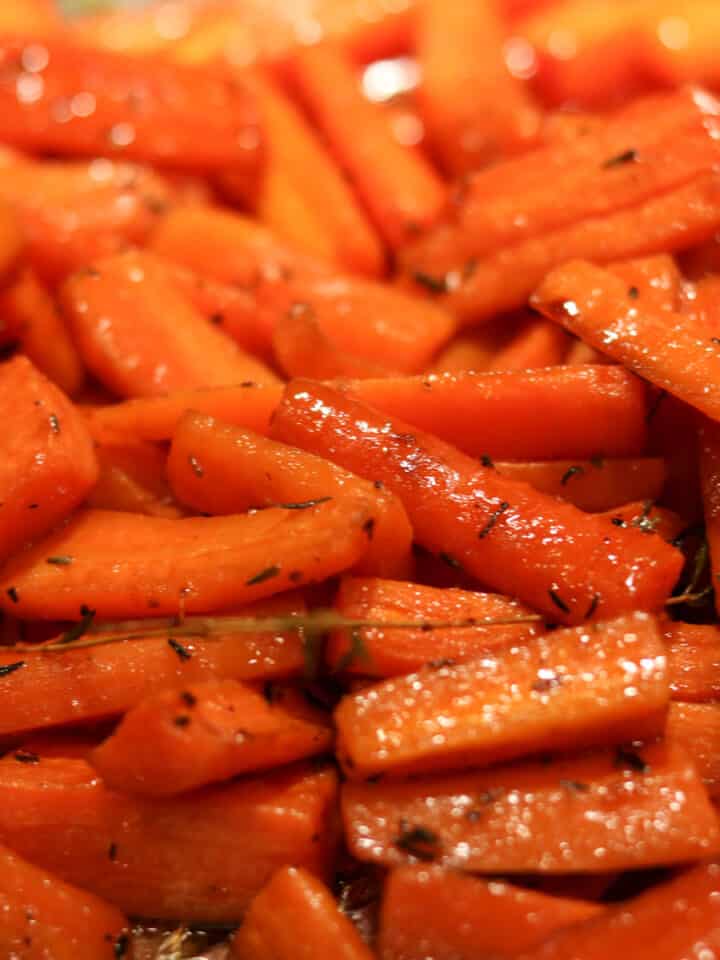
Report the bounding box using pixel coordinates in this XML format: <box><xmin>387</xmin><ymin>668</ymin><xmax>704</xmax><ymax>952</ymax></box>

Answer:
<box><xmin>664</xmin><ymin>621</ymin><xmax>720</xmax><ymax>702</ymax></box>
<box><xmin>667</xmin><ymin>701</ymin><xmax>720</xmax><ymax>798</ymax></box>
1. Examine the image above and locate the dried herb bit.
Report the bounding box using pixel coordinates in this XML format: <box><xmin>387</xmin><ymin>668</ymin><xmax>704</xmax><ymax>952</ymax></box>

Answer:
<box><xmin>46</xmin><ymin>555</ymin><xmax>73</xmax><ymax>566</ymax></box>
<box><xmin>58</xmin><ymin>605</ymin><xmax>96</xmax><ymax>645</ymax></box>
<box><xmin>548</xmin><ymin>589</ymin><xmax>570</xmax><ymax>614</ymax></box>
<box><xmin>188</xmin><ymin>455</ymin><xmax>204</xmax><ymax>478</ymax></box>
<box><xmin>560</xmin><ymin>779</ymin><xmax>590</xmax><ymax>793</ymax></box>
<box><xmin>209</xmin><ymin>313</ymin><xmax>224</xmax><ymax>325</ymax></box>
<box><xmin>711</xmin><ymin>337</ymin><xmax>720</xmax><ymax>346</ymax></box>
<box><xmin>180</xmin><ymin>691</ymin><xmax>197</xmax><ymax>708</ymax></box>
<box><xmin>602</xmin><ymin>148</ymin><xmax>638</xmax><ymax>168</ymax></box>
<box><xmin>646</xmin><ymin>389</ymin><xmax>667</xmax><ymax>424</ymax></box>
<box><xmin>627</xmin><ymin>286</ymin><xmax>640</xmax><ymax>299</ymax></box>
<box><xmin>480</xmin><ymin>454</ymin><xmax>495</xmax><ymax>468</ymax></box>
<box><xmin>373</xmin><ymin>480</ymin><xmax>385</xmax><ymax>490</ymax></box>
<box><xmin>246</xmin><ymin>564</ymin><xmax>281</xmax><ymax>586</ymax></box>
<box><xmin>173</xmin><ymin>714</ymin><xmax>191</xmax><ymax>728</ymax></box>
<box><xmin>0</xmin><ymin>660</ymin><xmax>25</xmax><ymax>677</ymax></box>
<box><xmin>394</xmin><ymin>822</ymin><xmax>441</xmax><ymax>861</ymax></box>
<box><xmin>114</xmin><ymin>933</ymin><xmax>130</xmax><ymax>958</ymax></box>
<box><xmin>6</xmin><ymin>587</ymin><xmax>19</xmax><ymax>604</ymax></box>
<box><xmin>584</xmin><ymin>594</ymin><xmax>600</xmax><ymax>620</ymax></box>
<box><xmin>289</xmin><ymin>570</ymin><xmax>304</xmax><ymax>583</ymax></box>
<box><xmin>335</xmin><ymin>628</ymin><xmax>371</xmax><ymax>673</ymax></box>
<box><xmin>611</xmin><ymin>516</ymin><xmax>626</xmax><ymax>527</ymax></box>
<box><xmin>277</xmin><ymin>497</ymin><xmax>332</xmax><ymax>510</ymax></box>
<box><xmin>561</xmin><ymin>465</ymin><xmax>585</xmax><ymax>486</ymax></box>
<box><xmin>478</xmin><ymin>501</ymin><xmax>510</xmax><ymax>539</ymax></box>
<box><xmin>590</xmin><ymin>455</ymin><xmax>605</xmax><ymax>469</ymax></box>
<box><xmin>108</xmin><ymin>842</ymin><xmax>118</xmax><ymax>862</ymax></box>
<box><xmin>615</xmin><ymin>746</ymin><xmax>649</xmax><ymax>773</ymax></box>
<box><xmin>167</xmin><ymin>637</ymin><xmax>192</xmax><ymax>661</ymax></box>
<box><xmin>262</xmin><ymin>681</ymin><xmax>280</xmax><ymax>704</ymax></box>
<box><xmin>439</xmin><ymin>552</ymin><xmax>463</xmax><ymax>570</ymax></box>
<box><xmin>412</xmin><ymin>270</ymin><xmax>448</xmax><ymax>294</ymax></box>
<box><xmin>362</xmin><ymin>518</ymin><xmax>376</xmax><ymax>540</ymax></box>
<box><xmin>631</xmin><ymin>500</ymin><xmax>660</xmax><ymax>535</ymax></box>
<box><xmin>13</xmin><ymin>750</ymin><xmax>39</xmax><ymax>764</ymax></box>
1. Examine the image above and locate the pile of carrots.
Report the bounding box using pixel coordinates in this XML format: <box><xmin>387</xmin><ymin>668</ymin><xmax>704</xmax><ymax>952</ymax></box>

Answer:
<box><xmin>2</xmin><ymin>0</ymin><xmax>720</xmax><ymax>956</ymax></box>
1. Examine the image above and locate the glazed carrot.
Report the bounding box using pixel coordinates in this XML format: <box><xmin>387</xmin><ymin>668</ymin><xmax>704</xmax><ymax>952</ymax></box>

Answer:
<box><xmin>517</xmin><ymin>860</ymin><xmax>720</xmax><ymax>960</ymax></box>
<box><xmin>0</xmin><ymin>595</ymin><xmax>307</xmax><ymax>736</ymax></box>
<box><xmin>335</xmin><ymin>613</ymin><xmax>668</xmax><ymax>779</ymax></box>
<box><xmin>272</xmin><ymin>381</ymin><xmax>683</xmax><ymax>624</ymax></box>
<box><xmin>0</xmin><ymin>156</ymin><xmax>174</xmax><ymax>284</ymax></box>
<box><xmin>327</xmin><ymin>576</ymin><xmax>542</xmax><ymax>677</ymax></box>
<box><xmin>0</xmin><ymin>268</ymin><xmax>84</xmax><ymax>396</ymax></box>
<box><xmin>292</xmin><ymin>43</ymin><xmax>446</xmax><ymax>247</ymax></box>
<box><xmin>345</xmin><ymin>365</ymin><xmax>648</xmax><ymax>459</ymax></box>
<box><xmin>0</xmin><ymin>844</ymin><xmax>130</xmax><ymax>960</ymax></box>
<box><xmin>494</xmin><ymin>458</ymin><xmax>666</xmax><ymax>512</ymax></box>
<box><xmin>535</xmin><ymin>259</ymin><xmax>720</xmax><ymax>422</ymax></box>
<box><xmin>378</xmin><ymin>866</ymin><xmax>604</xmax><ymax>960</ymax></box>
<box><xmin>0</xmin><ymin>757</ymin><xmax>337</xmax><ymax>922</ymax></box>
<box><xmin>491</xmin><ymin>318</ymin><xmax>570</xmax><ymax>371</ymax></box>
<box><xmin>167</xmin><ymin>413</ymin><xmax>413</xmax><ymax>579</ymax></box>
<box><xmin>599</xmin><ymin>501</ymin><xmax>686</xmax><ymax>542</ymax></box>
<box><xmin>342</xmin><ymin>740</ymin><xmax>720</xmax><ymax>872</ymax></box>
<box><xmin>431</xmin><ymin>322</ymin><xmax>514</xmax><ymax>374</ymax></box>
<box><xmin>610</xmin><ymin>253</ymin><xmax>682</xmax><ymax>313</ymax></box>
<box><xmin>681</xmin><ymin>273</ymin><xmax>720</xmax><ymax>333</ymax></box>
<box><xmin>664</xmin><ymin>621</ymin><xmax>720</xmax><ymax>702</ymax></box>
<box><xmin>416</xmin><ymin>0</ymin><xmax>541</xmax><ymax>174</ymax></box>
<box><xmin>91</xmin><ymin>679</ymin><xmax>333</xmax><ymax>797</ymax></box>
<box><xmin>667</xmin><ymin>701</ymin><xmax>720</xmax><ymax>797</ymax></box>
<box><xmin>0</xmin><ymin>356</ymin><xmax>97</xmax><ymax>564</ymax></box>
<box><xmin>232</xmin><ymin>865</ymin><xmax>374</xmax><ymax>960</ymax></box>
<box><xmin>62</xmin><ymin>250</ymin><xmax>278</xmax><ymax>398</ymax></box>
<box><xmin>83</xmin><ymin>382</ymin><xmax>284</xmax><ymax>445</ymax></box>
<box><xmin>0</xmin><ymin>37</ymin><xmax>261</xmax><ymax>175</ymax></box>
<box><xmin>88</xmin><ymin>441</ymin><xmax>181</xmax><ymax>518</ymax></box>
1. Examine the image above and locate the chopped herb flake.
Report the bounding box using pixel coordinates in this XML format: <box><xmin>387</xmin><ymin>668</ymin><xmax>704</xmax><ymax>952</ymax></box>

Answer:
<box><xmin>173</xmin><ymin>715</ymin><xmax>191</xmax><ymax>727</ymax></box>
<box><xmin>277</xmin><ymin>497</ymin><xmax>332</xmax><ymax>510</ymax></box>
<box><xmin>46</xmin><ymin>556</ymin><xmax>73</xmax><ymax>566</ymax></box>
<box><xmin>167</xmin><ymin>638</ymin><xmax>192</xmax><ymax>661</ymax></box>
<box><xmin>549</xmin><ymin>589</ymin><xmax>570</xmax><ymax>613</ymax></box>
<box><xmin>14</xmin><ymin>751</ymin><xmax>39</xmax><ymax>764</ymax></box>
<box><xmin>6</xmin><ymin>587</ymin><xmax>19</xmax><ymax>604</ymax></box>
<box><xmin>59</xmin><ymin>606</ymin><xmax>96</xmax><ymax>645</ymax></box>
<box><xmin>0</xmin><ymin>661</ymin><xmax>25</xmax><ymax>677</ymax></box>
<box><xmin>246</xmin><ymin>565</ymin><xmax>281</xmax><ymax>586</ymax></box>
<box><xmin>439</xmin><ymin>552</ymin><xmax>463</xmax><ymax>570</ymax></box>
<box><xmin>480</xmin><ymin>455</ymin><xmax>495</xmax><ymax>468</ymax></box>
<box><xmin>615</xmin><ymin>746</ymin><xmax>649</xmax><ymax>773</ymax></box>
<box><xmin>108</xmin><ymin>842</ymin><xmax>118</xmax><ymax>861</ymax></box>
<box><xmin>561</xmin><ymin>465</ymin><xmax>585</xmax><ymax>486</ymax></box>
<box><xmin>412</xmin><ymin>270</ymin><xmax>448</xmax><ymax>294</ymax></box>
<box><xmin>363</xmin><ymin>518</ymin><xmax>376</xmax><ymax>540</ymax></box>
<box><xmin>180</xmin><ymin>690</ymin><xmax>197</xmax><ymax>707</ymax></box>
<box><xmin>602</xmin><ymin>148</ymin><xmax>638</xmax><ymax>168</ymax></box>
<box><xmin>584</xmin><ymin>594</ymin><xmax>600</xmax><ymax>619</ymax></box>
<box><xmin>478</xmin><ymin>501</ymin><xmax>510</xmax><ymax>539</ymax></box>
<box><xmin>335</xmin><ymin>628</ymin><xmax>371</xmax><ymax>673</ymax></box>
<box><xmin>628</xmin><ymin>286</ymin><xmax>639</xmax><ymax>299</ymax></box>
<box><xmin>395</xmin><ymin>822</ymin><xmax>441</xmax><ymax>861</ymax></box>
<box><xmin>560</xmin><ymin>779</ymin><xmax>590</xmax><ymax>793</ymax></box>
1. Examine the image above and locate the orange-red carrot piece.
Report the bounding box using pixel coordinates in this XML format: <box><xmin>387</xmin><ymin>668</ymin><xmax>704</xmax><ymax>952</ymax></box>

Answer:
<box><xmin>272</xmin><ymin>380</ymin><xmax>683</xmax><ymax>625</ymax></box>
<box><xmin>88</xmin><ymin>441</ymin><xmax>181</xmax><ymax>518</ymax></box>
<box><xmin>0</xmin><ymin>757</ymin><xmax>337</xmax><ymax>922</ymax></box>
<box><xmin>342</xmin><ymin>740</ymin><xmax>720</xmax><ymax>872</ymax></box>
<box><xmin>565</xmin><ymin>338</ymin><xmax>607</xmax><ymax>365</ymax></box>
<box><xmin>0</xmin><ymin>496</ymin><xmax>378</xmax><ymax>619</ymax></box>
<box><xmin>0</xmin><ymin>268</ymin><xmax>84</xmax><ymax>396</ymax></box>
<box><xmin>0</xmin><ymin>37</ymin><xmax>261</xmax><ymax>175</ymax></box>
<box><xmin>667</xmin><ymin>701</ymin><xmax>720</xmax><ymax>798</ymax></box>
<box><xmin>168</xmin><ymin>413</ymin><xmax>413</xmax><ymax>579</ymax></box>
<box><xmin>91</xmin><ymin>679</ymin><xmax>332</xmax><ymax>797</ymax></box>
<box><xmin>0</xmin><ymin>356</ymin><xmax>97</xmax><ymax>564</ymax></box>
<box><xmin>62</xmin><ymin>250</ymin><xmax>278</xmax><ymax>398</ymax></box>
<box><xmin>342</xmin><ymin>365</ymin><xmax>648</xmax><ymax>459</ymax></box>
<box><xmin>327</xmin><ymin>576</ymin><xmax>542</xmax><ymax>677</ymax></box>
<box><xmin>335</xmin><ymin>613</ymin><xmax>668</xmax><ymax>779</ymax></box>
<box><xmin>664</xmin><ymin>621</ymin><xmax>720</xmax><ymax>702</ymax></box>
<box><xmin>378</xmin><ymin>866</ymin><xmax>604</xmax><ymax>960</ymax></box>
<box><xmin>0</xmin><ymin>844</ymin><xmax>130</xmax><ymax>960</ymax></box>
<box><xmin>516</xmin><ymin>860</ymin><xmax>720</xmax><ymax>960</ymax></box>
<box><xmin>610</xmin><ymin>253</ymin><xmax>683</xmax><ymax>313</ymax></box>
<box><xmin>417</xmin><ymin>0</ymin><xmax>540</xmax><ymax>174</ymax></box>
<box><xmin>494</xmin><ymin>458</ymin><xmax>666</xmax><ymax>512</ymax></box>
<box><xmin>232</xmin><ymin>865</ymin><xmax>374</xmax><ymax>960</ymax></box>
<box><xmin>292</xmin><ymin>43</ymin><xmax>446</xmax><ymax>248</ymax></box>
<box><xmin>491</xmin><ymin>317</ymin><xmax>570</xmax><ymax>371</ymax></box>
<box><xmin>431</xmin><ymin>322</ymin><xmax>515</xmax><ymax>374</ymax></box>
<box><xmin>0</xmin><ymin>595</ymin><xmax>307</xmax><ymax>736</ymax></box>
<box><xmin>599</xmin><ymin>501</ymin><xmax>686</xmax><ymax>542</ymax></box>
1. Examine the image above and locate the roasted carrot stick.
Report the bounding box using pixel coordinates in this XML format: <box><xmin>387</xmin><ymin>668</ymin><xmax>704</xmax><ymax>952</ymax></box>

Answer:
<box><xmin>327</xmin><ymin>576</ymin><xmax>542</xmax><ymax>678</ymax></box>
<box><xmin>535</xmin><ymin>259</ymin><xmax>720</xmax><ymax>422</ymax></box>
<box><xmin>416</xmin><ymin>0</ymin><xmax>541</xmax><ymax>174</ymax></box>
<box><xmin>664</xmin><ymin>621</ymin><xmax>720</xmax><ymax>702</ymax></box>
<box><xmin>0</xmin><ymin>757</ymin><xmax>337</xmax><ymax>922</ymax></box>
<box><xmin>0</xmin><ymin>496</ymin><xmax>378</xmax><ymax>619</ymax></box>
<box><xmin>491</xmin><ymin>317</ymin><xmax>570</xmax><ymax>371</ymax></box>
<box><xmin>599</xmin><ymin>501</ymin><xmax>686</xmax><ymax>543</ymax></box>
<box><xmin>0</xmin><ymin>356</ymin><xmax>97</xmax><ymax>564</ymax></box>
<box><xmin>168</xmin><ymin>413</ymin><xmax>413</xmax><ymax>579</ymax></box>
<box><xmin>335</xmin><ymin>613</ymin><xmax>668</xmax><ymax>779</ymax></box>
<box><xmin>0</xmin><ymin>268</ymin><xmax>84</xmax><ymax>396</ymax></box>
<box><xmin>232</xmin><ymin>865</ymin><xmax>374</xmax><ymax>960</ymax></box>
<box><xmin>342</xmin><ymin>740</ymin><xmax>720</xmax><ymax>872</ymax></box>
<box><xmin>378</xmin><ymin>866</ymin><xmax>604</xmax><ymax>960</ymax></box>
<box><xmin>493</xmin><ymin>458</ymin><xmax>666</xmax><ymax>512</ymax></box>
<box><xmin>516</xmin><ymin>860</ymin><xmax>720</xmax><ymax>960</ymax></box>
<box><xmin>667</xmin><ymin>701</ymin><xmax>720</xmax><ymax>798</ymax></box>
<box><xmin>88</xmin><ymin>441</ymin><xmax>181</xmax><ymax>518</ymax></box>
<box><xmin>272</xmin><ymin>380</ymin><xmax>683</xmax><ymax>624</ymax></box>
<box><xmin>0</xmin><ymin>595</ymin><xmax>307</xmax><ymax>736</ymax></box>
<box><xmin>292</xmin><ymin>43</ymin><xmax>446</xmax><ymax>247</ymax></box>
<box><xmin>0</xmin><ymin>844</ymin><xmax>130</xmax><ymax>960</ymax></box>
<box><xmin>0</xmin><ymin>37</ymin><xmax>261</xmax><ymax>175</ymax></box>
<box><xmin>62</xmin><ymin>250</ymin><xmax>278</xmax><ymax>398</ymax></box>
<box><xmin>91</xmin><ymin>679</ymin><xmax>333</xmax><ymax>797</ymax></box>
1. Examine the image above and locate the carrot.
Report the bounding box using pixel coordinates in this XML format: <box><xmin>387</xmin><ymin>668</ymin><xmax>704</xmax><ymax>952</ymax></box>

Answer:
<box><xmin>0</xmin><ymin>356</ymin><xmax>97</xmax><ymax>565</ymax></box>
<box><xmin>516</xmin><ymin>860</ymin><xmax>720</xmax><ymax>960</ymax></box>
<box><xmin>0</xmin><ymin>37</ymin><xmax>261</xmax><ymax>175</ymax></box>
<box><xmin>648</xmin><ymin>391</ymin><xmax>703</xmax><ymax>523</ymax></box>
<box><xmin>342</xmin><ymin>740</ymin><xmax>720</xmax><ymax>873</ymax></box>
<box><xmin>91</xmin><ymin>679</ymin><xmax>333</xmax><ymax>797</ymax></box>
<box><xmin>491</xmin><ymin>317</ymin><xmax>571</xmax><ymax>371</ymax></box>
<box><xmin>699</xmin><ymin>415</ymin><xmax>720</xmax><ymax>614</ymax></box>
<box><xmin>681</xmin><ymin>273</ymin><xmax>720</xmax><ymax>333</ymax></box>
<box><xmin>0</xmin><ymin>155</ymin><xmax>174</xmax><ymax>284</ymax></box>
<box><xmin>0</xmin><ymin>757</ymin><xmax>337</xmax><ymax>922</ymax></box>
<box><xmin>0</xmin><ymin>268</ymin><xmax>84</xmax><ymax>396</ymax></box>
<box><xmin>292</xmin><ymin>43</ymin><xmax>446</xmax><ymax>248</ymax></box>
<box><xmin>0</xmin><ymin>496</ymin><xmax>379</xmax><ymax>620</ymax></box>
<box><xmin>610</xmin><ymin>253</ymin><xmax>682</xmax><ymax>313</ymax></box>
<box><xmin>377</xmin><ymin>866</ymin><xmax>604</xmax><ymax>960</ymax></box>
<box><xmin>84</xmin><ymin>382</ymin><xmax>284</xmax><ymax>446</ymax></box>
<box><xmin>167</xmin><ymin>413</ymin><xmax>413</xmax><ymax>579</ymax></box>
<box><xmin>0</xmin><ymin>201</ymin><xmax>22</xmax><ymax>281</ymax></box>
<box><xmin>493</xmin><ymin>458</ymin><xmax>666</xmax><ymax>512</ymax></box>
<box><xmin>344</xmin><ymin>365</ymin><xmax>648</xmax><ymax>460</ymax></box>
<box><xmin>327</xmin><ymin>576</ymin><xmax>542</xmax><ymax>677</ymax></box>
<box><xmin>534</xmin><ymin>259</ymin><xmax>720</xmax><ymax>422</ymax></box>
<box><xmin>61</xmin><ymin>250</ymin><xmax>278</xmax><ymax>398</ymax></box>
<box><xmin>335</xmin><ymin>613</ymin><xmax>668</xmax><ymax>779</ymax></box>
<box><xmin>0</xmin><ymin>595</ymin><xmax>308</xmax><ymax>736</ymax></box>
<box><xmin>232</xmin><ymin>865</ymin><xmax>374</xmax><ymax>960</ymax></box>
<box><xmin>272</xmin><ymin>380</ymin><xmax>683</xmax><ymax>624</ymax></box>
<box><xmin>565</xmin><ymin>338</ymin><xmax>607</xmax><ymax>365</ymax></box>
<box><xmin>665</xmin><ymin>621</ymin><xmax>720</xmax><ymax>703</ymax></box>
<box><xmin>88</xmin><ymin>441</ymin><xmax>181</xmax><ymax>518</ymax></box>
<box><xmin>599</xmin><ymin>501</ymin><xmax>686</xmax><ymax>542</ymax></box>
<box><xmin>431</xmin><ymin>322</ymin><xmax>514</xmax><ymax>374</ymax></box>
<box><xmin>416</xmin><ymin>0</ymin><xmax>541</xmax><ymax>175</ymax></box>
<box><xmin>0</xmin><ymin>844</ymin><xmax>130</xmax><ymax>960</ymax></box>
